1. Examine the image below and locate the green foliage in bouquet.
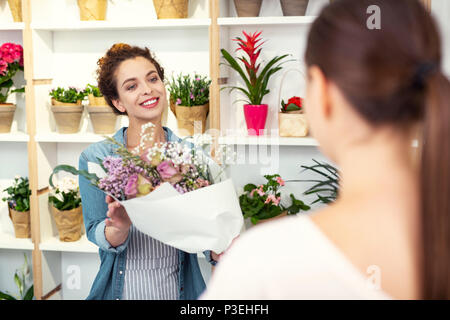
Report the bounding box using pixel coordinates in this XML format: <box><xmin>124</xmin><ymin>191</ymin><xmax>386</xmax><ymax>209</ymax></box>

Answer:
<box><xmin>220</xmin><ymin>31</ymin><xmax>292</xmax><ymax>105</ymax></box>
<box><xmin>49</xmin><ymin>86</ymin><xmax>87</xmax><ymax>103</ymax></box>
<box><xmin>0</xmin><ymin>254</ymin><xmax>34</xmax><ymax>300</ymax></box>
<box><xmin>85</xmin><ymin>83</ymin><xmax>103</xmax><ymax>97</ymax></box>
<box><xmin>48</xmin><ymin>177</ymin><xmax>82</xmax><ymax>211</ymax></box>
<box><xmin>167</xmin><ymin>73</ymin><xmax>211</xmax><ymax>107</ymax></box>
<box><xmin>239</xmin><ymin>174</ymin><xmax>310</xmax><ymax>225</ymax></box>
<box><xmin>1</xmin><ymin>176</ymin><xmax>31</xmax><ymax>212</ymax></box>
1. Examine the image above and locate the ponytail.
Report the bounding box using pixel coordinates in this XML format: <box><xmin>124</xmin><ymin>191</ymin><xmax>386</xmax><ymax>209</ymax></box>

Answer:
<box><xmin>420</xmin><ymin>71</ymin><xmax>450</xmax><ymax>299</ymax></box>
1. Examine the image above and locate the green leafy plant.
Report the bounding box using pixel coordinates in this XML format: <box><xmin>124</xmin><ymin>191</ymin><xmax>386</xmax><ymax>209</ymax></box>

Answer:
<box><xmin>1</xmin><ymin>176</ymin><xmax>31</xmax><ymax>212</ymax></box>
<box><xmin>296</xmin><ymin>159</ymin><xmax>340</xmax><ymax>205</ymax></box>
<box><xmin>239</xmin><ymin>174</ymin><xmax>310</xmax><ymax>225</ymax></box>
<box><xmin>49</xmin><ymin>86</ymin><xmax>87</xmax><ymax>103</ymax></box>
<box><xmin>167</xmin><ymin>73</ymin><xmax>211</xmax><ymax>107</ymax></box>
<box><xmin>0</xmin><ymin>43</ymin><xmax>25</xmax><ymax>103</ymax></box>
<box><xmin>220</xmin><ymin>31</ymin><xmax>291</xmax><ymax>105</ymax></box>
<box><xmin>84</xmin><ymin>83</ymin><xmax>103</xmax><ymax>97</ymax></box>
<box><xmin>48</xmin><ymin>177</ymin><xmax>81</xmax><ymax>211</ymax></box>
<box><xmin>0</xmin><ymin>254</ymin><xmax>34</xmax><ymax>300</ymax></box>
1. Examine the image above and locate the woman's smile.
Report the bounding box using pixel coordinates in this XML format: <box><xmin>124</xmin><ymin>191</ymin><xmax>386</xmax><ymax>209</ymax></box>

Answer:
<box><xmin>140</xmin><ymin>97</ymin><xmax>159</xmax><ymax>109</ymax></box>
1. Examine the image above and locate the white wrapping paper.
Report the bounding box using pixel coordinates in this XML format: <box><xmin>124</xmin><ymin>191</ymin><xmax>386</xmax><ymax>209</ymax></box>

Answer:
<box><xmin>88</xmin><ymin>162</ymin><xmax>244</xmax><ymax>253</ymax></box>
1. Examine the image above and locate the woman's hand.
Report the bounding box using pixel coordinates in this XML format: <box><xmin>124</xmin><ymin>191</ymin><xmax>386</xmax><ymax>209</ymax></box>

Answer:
<box><xmin>211</xmin><ymin>235</ymin><xmax>240</xmax><ymax>263</ymax></box>
<box><xmin>104</xmin><ymin>195</ymin><xmax>132</xmax><ymax>247</ymax></box>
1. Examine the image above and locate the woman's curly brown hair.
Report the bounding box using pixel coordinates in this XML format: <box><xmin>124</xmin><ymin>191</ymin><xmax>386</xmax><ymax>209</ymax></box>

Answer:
<box><xmin>96</xmin><ymin>43</ymin><xmax>165</xmax><ymax>115</ymax></box>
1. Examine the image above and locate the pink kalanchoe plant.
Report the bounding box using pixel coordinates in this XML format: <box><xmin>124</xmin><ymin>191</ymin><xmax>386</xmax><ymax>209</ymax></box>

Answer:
<box><xmin>0</xmin><ymin>43</ymin><xmax>25</xmax><ymax>103</ymax></box>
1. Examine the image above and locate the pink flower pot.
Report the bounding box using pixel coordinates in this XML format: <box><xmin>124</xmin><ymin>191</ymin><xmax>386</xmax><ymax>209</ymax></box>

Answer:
<box><xmin>243</xmin><ymin>104</ymin><xmax>268</xmax><ymax>136</ymax></box>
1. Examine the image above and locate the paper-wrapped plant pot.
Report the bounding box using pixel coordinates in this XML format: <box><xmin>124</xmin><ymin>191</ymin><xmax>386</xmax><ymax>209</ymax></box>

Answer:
<box><xmin>77</xmin><ymin>0</ymin><xmax>107</xmax><ymax>21</ymax></box>
<box><xmin>0</xmin><ymin>103</ymin><xmax>16</xmax><ymax>133</ymax></box>
<box><xmin>152</xmin><ymin>0</ymin><xmax>188</xmax><ymax>19</ymax></box>
<box><xmin>9</xmin><ymin>208</ymin><xmax>31</xmax><ymax>238</ymax></box>
<box><xmin>175</xmin><ymin>103</ymin><xmax>209</xmax><ymax>136</ymax></box>
<box><xmin>7</xmin><ymin>0</ymin><xmax>22</xmax><ymax>22</ymax></box>
<box><xmin>278</xmin><ymin>111</ymin><xmax>309</xmax><ymax>137</ymax></box>
<box><xmin>51</xmin><ymin>206</ymin><xmax>83</xmax><ymax>242</ymax></box>
<box><xmin>50</xmin><ymin>99</ymin><xmax>83</xmax><ymax>134</ymax></box>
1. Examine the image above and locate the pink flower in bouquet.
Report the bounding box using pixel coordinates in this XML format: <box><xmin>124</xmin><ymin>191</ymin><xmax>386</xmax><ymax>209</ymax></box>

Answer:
<box><xmin>124</xmin><ymin>173</ymin><xmax>139</xmax><ymax>199</ymax></box>
<box><xmin>137</xmin><ymin>174</ymin><xmax>153</xmax><ymax>197</ymax></box>
<box><xmin>157</xmin><ymin>160</ymin><xmax>179</xmax><ymax>180</ymax></box>
<box><xmin>196</xmin><ymin>178</ymin><xmax>210</xmax><ymax>188</ymax></box>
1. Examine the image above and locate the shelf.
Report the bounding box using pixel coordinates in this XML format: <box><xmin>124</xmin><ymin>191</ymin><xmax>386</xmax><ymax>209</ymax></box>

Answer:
<box><xmin>31</xmin><ymin>18</ymin><xmax>211</xmax><ymax>31</ymax></box>
<box><xmin>218</xmin><ymin>16</ymin><xmax>316</xmax><ymax>26</ymax></box>
<box><xmin>35</xmin><ymin>132</ymin><xmax>113</xmax><ymax>143</ymax></box>
<box><xmin>0</xmin><ymin>231</ymin><xmax>34</xmax><ymax>250</ymax></box>
<box><xmin>0</xmin><ymin>22</ymin><xmax>25</xmax><ymax>30</ymax></box>
<box><xmin>219</xmin><ymin>135</ymin><xmax>319</xmax><ymax>146</ymax></box>
<box><xmin>39</xmin><ymin>234</ymin><xmax>98</xmax><ymax>253</ymax></box>
<box><xmin>0</xmin><ymin>131</ymin><xmax>29</xmax><ymax>142</ymax></box>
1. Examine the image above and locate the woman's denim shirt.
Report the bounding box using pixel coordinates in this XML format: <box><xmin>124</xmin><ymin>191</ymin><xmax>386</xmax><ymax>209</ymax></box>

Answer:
<box><xmin>78</xmin><ymin>127</ymin><xmax>214</xmax><ymax>300</ymax></box>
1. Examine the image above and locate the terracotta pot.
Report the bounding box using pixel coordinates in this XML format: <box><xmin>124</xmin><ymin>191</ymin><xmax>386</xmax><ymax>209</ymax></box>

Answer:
<box><xmin>7</xmin><ymin>0</ymin><xmax>22</xmax><ymax>22</ymax></box>
<box><xmin>256</xmin><ymin>210</ymin><xmax>288</xmax><ymax>225</ymax></box>
<box><xmin>51</xmin><ymin>99</ymin><xmax>83</xmax><ymax>134</ymax></box>
<box><xmin>77</xmin><ymin>0</ymin><xmax>107</xmax><ymax>21</ymax></box>
<box><xmin>175</xmin><ymin>103</ymin><xmax>209</xmax><ymax>136</ymax></box>
<box><xmin>87</xmin><ymin>105</ymin><xmax>118</xmax><ymax>134</ymax></box>
<box><xmin>87</xmin><ymin>94</ymin><xmax>108</xmax><ymax>106</ymax></box>
<box><xmin>0</xmin><ymin>103</ymin><xmax>16</xmax><ymax>133</ymax></box>
<box><xmin>233</xmin><ymin>0</ymin><xmax>262</xmax><ymax>17</ymax></box>
<box><xmin>280</xmin><ymin>0</ymin><xmax>309</xmax><ymax>16</ymax></box>
<box><xmin>278</xmin><ymin>111</ymin><xmax>308</xmax><ymax>137</ymax></box>
<box><xmin>51</xmin><ymin>206</ymin><xmax>83</xmax><ymax>242</ymax></box>
<box><xmin>243</xmin><ymin>104</ymin><xmax>268</xmax><ymax>136</ymax></box>
<box><xmin>9</xmin><ymin>208</ymin><xmax>31</xmax><ymax>238</ymax></box>
<box><xmin>152</xmin><ymin>0</ymin><xmax>188</xmax><ymax>19</ymax></box>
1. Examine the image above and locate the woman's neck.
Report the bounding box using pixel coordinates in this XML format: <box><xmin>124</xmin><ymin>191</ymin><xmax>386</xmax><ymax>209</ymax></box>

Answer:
<box><xmin>126</xmin><ymin>118</ymin><xmax>166</xmax><ymax>151</ymax></box>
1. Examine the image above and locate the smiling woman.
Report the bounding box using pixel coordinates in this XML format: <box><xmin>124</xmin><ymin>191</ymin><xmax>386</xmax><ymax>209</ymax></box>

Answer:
<box><xmin>77</xmin><ymin>43</ymin><xmax>216</xmax><ymax>300</ymax></box>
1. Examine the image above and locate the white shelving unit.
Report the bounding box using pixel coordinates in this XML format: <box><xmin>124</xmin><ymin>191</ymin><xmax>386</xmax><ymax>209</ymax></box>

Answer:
<box><xmin>219</xmin><ymin>134</ymin><xmax>318</xmax><ymax>146</ymax></box>
<box><xmin>0</xmin><ymin>22</ymin><xmax>25</xmax><ymax>30</ymax></box>
<box><xmin>39</xmin><ymin>234</ymin><xmax>98</xmax><ymax>253</ymax></box>
<box><xmin>218</xmin><ymin>16</ymin><xmax>316</xmax><ymax>26</ymax></box>
<box><xmin>0</xmin><ymin>232</ymin><xmax>34</xmax><ymax>250</ymax></box>
<box><xmin>0</xmin><ymin>132</ymin><xmax>29</xmax><ymax>142</ymax></box>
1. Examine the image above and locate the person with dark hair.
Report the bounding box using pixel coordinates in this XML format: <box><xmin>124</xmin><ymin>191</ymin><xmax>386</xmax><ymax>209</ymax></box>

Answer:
<box><xmin>78</xmin><ymin>43</ymin><xmax>218</xmax><ymax>300</ymax></box>
<box><xmin>201</xmin><ymin>0</ymin><xmax>450</xmax><ymax>300</ymax></box>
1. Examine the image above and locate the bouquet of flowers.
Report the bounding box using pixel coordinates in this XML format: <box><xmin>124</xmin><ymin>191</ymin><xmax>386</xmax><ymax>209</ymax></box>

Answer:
<box><xmin>239</xmin><ymin>174</ymin><xmax>310</xmax><ymax>225</ymax></box>
<box><xmin>0</xmin><ymin>43</ymin><xmax>25</xmax><ymax>103</ymax></box>
<box><xmin>50</xmin><ymin>123</ymin><xmax>243</xmax><ymax>253</ymax></box>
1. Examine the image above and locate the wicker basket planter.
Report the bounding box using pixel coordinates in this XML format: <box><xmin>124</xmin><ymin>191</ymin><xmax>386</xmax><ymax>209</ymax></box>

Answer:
<box><xmin>9</xmin><ymin>208</ymin><xmax>31</xmax><ymax>238</ymax></box>
<box><xmin>233</xmin><ymin>0</ymin><xmax>262</xmax><ymax>17</ymax></box>
<box><xmin>174</xmin><ymin>103</ymin><xmax>209</xmax><ymax>136</ymax></box>
<box><xmin>50</xmin><ymin>99</ymin><xmax>83</xmax><ymax>134</ymax></box>
<box><xmin>77</xmin><ymin>0</ymin><xmax>107</xmax><ymax>21</ymax></box>
<box><xmin>0</xmin><ymin>103</ymin><xmax>16</xmax><ymax>133</ymax></box>
<box><xmin>51</xmin><ymin>206</ymin><xmax>83</xmax><ymax>242</ymax></box>
<box><xmin>152</xmin><ymin>0</ymin><xmax>188</xmax><ymax>19</ymax></box>
<box><xmin>278</xmin><ymin>110</ymin><xmax>308</xmax><ymax>137</ymax></box>
<box><xmin>7</xmin><ymin>0</ymin><xmax>22</xmax><ymax>22</ymax></box>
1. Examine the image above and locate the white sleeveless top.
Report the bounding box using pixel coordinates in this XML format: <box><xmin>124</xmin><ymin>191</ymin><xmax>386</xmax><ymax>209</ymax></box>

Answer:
<box><xmin>201</xmin><ymin>214</ymin><xmax>392</xmax><ymax>300</ymax></box>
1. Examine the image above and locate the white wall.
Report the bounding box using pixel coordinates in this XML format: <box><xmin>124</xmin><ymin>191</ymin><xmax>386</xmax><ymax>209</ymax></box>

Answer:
<box><xmin>432</xmin><ymin>0</ymin><xmax>450</xmax><ymax>76</ymax></box>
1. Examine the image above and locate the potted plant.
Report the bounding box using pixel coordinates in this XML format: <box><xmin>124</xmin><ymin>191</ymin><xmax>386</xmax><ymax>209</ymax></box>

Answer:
<box><xmin>1</xmin><ymin>176</ymin><xmax>31</xmax><ymax>238</ymax></box>
<box><xmin>0</xmin><ymin>43</ymin><xmax>24</xmax><ymax>133</ymax></box>
<box><xmin>233</xmin><ymin>0</ymin><xmax>262</xmax><ymax>17</ymax></box>
<box><xmin>239</xmin><ymin>174</ymin><xmax>310</xmax><ymax>225</ymax></box>
<box><xmin>221</xmin><ymin>31</ymin><xmax>290</xmax><ymax>136</ymax></box>
<box><xmin>85</xmin><ymin>83</ymin><xmax>117</xmax><ymax>134</ymax></box>
<box><xmin>48</xmin><ymin>177</ymin><xmax>83</xmax><ymax>242</ymax></box>
<box><xmin>7</xmin><ymin>0</ymin><xmax>22</xmax><ymax>22</ymax></box>
<box><xmin>279</xmin><ymin>96</ymin><xmax>308</xmax><ymax>137</ymax></box>
<box><xmin>0</xmin><ymin>254</ymin><xmax>34</xmax><ymax>300</ymax></box>
<box><xmin>167</xmin><ymin>73</ymin><xmax>211</xmax><ymax>136</ymax></box>
<box><xmin>77</xmin><ymin>0</ymin><xmax>108</xmax><ymax>21</ymax></box>
<box><xmin>49</xmin><ymin>87</ymin><xmax>86</xmax><ymax>134</ymax></box>
<box><xmin>152</xmin><ymin>0</ymin><xmax>188</xmax><ymax>19</ymax></box>
<box><xmin>280</xmin><ymin>0</ymin><xmax>309</xmax><ymax>16</ymax></box>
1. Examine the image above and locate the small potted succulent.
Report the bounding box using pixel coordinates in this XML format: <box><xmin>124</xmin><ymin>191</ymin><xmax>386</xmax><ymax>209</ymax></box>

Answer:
<box><xmin>0</xmin><ymin>42</ymin><xmax>24</xmax><ymax>133</ymax></box>
<box><xmin>239</xmin><ymin>174</ymin><xmax>310</xmax><ymax>225</ymax></box>
<box><xmin>85</xmin><ymin>83</ymin><xmax>117</xmax><ymax>134</ymax></box>
<box><xmin>49</xmin><ymin>87</ymin><xmax>87</xmax><ymax>133</ymax></box>
<box><xmin>167</xmin><ymin>73</ymin><xmax>211</xmax><ymax>136</ymax></box>
<box><xmin>48</xmin><ymin>177</ymin><xmax>83</xmax><ymax>242</ymax></box>
<box><xmin>77</xmin><ymin>0</ymin><xmax>108</xmax><ymax>21</ymax></box>
<box><xmin>279</xmin><ymin>96</ymin><xmax>308</xmax><ymax>137</ymax></box>
<box><xmin>221</xmin><ymin>31</ymin><xmax>290</xmax><ymax>136</ymax></box>
<box><xmin>1</xmin><ymin>176</ymin><xmax>31</xmax><ymax>238</ymax></box>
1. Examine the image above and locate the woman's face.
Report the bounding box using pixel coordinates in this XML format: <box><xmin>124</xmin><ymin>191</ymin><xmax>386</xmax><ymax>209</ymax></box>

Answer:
<box><xmin>112</xmin><ymin>56</ymin><xmax>166</xmax><ymax>123</ymax></box>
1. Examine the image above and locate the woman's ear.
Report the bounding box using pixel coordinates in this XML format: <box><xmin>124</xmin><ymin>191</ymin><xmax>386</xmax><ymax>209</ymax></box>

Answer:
<box><xmin>310</xmin><ymin>65</ymin><xmax>333</xmax><ymax>120</ymax></box>
<box><xmin>111</xmin><ymin>98</ymin><xmax>126</xmax><ymax>113</ymax></box>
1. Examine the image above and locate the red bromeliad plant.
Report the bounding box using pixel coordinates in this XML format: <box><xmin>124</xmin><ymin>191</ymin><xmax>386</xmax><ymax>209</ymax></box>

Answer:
<box><xmin>221</xmin><ymin>31</ymin><xmax>291</xmax><ymax>105</ymax></box>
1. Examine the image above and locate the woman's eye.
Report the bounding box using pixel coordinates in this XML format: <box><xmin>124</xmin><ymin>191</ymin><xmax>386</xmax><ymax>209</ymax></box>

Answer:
<box><xmin>127</xmin><ymin>84</ymin><xmax>136</xmax><ymax>90</ymax></box>
<box><xmin>149</xmin><ymin>77</ymin><xmax>158</xmax><ymax>83</ymax></box>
